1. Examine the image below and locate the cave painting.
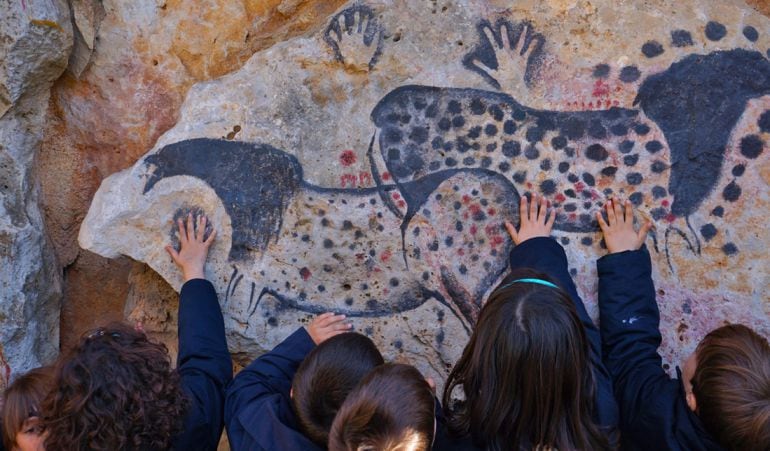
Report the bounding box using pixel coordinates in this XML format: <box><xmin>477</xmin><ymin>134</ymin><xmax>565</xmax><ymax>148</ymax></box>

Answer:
<box><xmin>139</xmin><ymin>6</ymin><xmax>769</xmax><ymax>331</ymax></box>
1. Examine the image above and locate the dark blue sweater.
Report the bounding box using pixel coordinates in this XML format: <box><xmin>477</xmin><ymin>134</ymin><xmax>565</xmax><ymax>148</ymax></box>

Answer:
<box><xmin>172</xmin><ymin>279</ymin><xmax>233</xmax><ymax>451</ymax></box>
<box><xmin>224</xmin><ymin>327</ymin><xmax>322</xmax><ymax>451</ymax></box>
<box><xmin>597</xmin><ymin>246</ymin><xmax>724</xmax><ymax>451</ymax></box>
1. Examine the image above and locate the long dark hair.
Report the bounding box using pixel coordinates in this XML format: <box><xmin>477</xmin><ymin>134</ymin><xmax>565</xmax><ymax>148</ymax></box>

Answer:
<box><xmin>42</xmin><ymin>322</ymin><xmax>189</xmax><ymax>450</ymax></box>
<box><xmin>442</xmin><ymin>269</ymin><xmax>610</xmax><ymax>450</ymax></box>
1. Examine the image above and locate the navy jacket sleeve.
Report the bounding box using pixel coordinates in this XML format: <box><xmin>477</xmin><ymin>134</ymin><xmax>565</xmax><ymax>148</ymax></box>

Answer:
<box><xmin>173</xmin><ymin>279</ymin><xmax>233</xmax><ymax>451</ymax></box>
<box><xmin>224</xmin><ymin>327</ymin><xmax>317</xmax><ymax>451</ymax></box>
<box><xmin>508</xmin><ymin>237</ymin><xmax>618</xmax><ymax>430</ymax></box>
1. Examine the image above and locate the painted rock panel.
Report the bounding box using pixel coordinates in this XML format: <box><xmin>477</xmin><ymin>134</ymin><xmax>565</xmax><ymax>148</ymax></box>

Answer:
<box><xmin>80</xmin><ymin>0</ymin><xmax>770</xmax><ymax>382</ymax></box>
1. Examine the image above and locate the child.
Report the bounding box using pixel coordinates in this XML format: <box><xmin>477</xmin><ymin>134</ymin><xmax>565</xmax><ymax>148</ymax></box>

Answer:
<box><xmin>328</xmin><ymin>363</ymin><xmax>436</xmax><ymax>451</ymax></box>
<box><xmin>2</xmin><ymin>367</ymin><xmax>52</xmax><ymax>451</ymax></box>
<box><xmin>441</xmin><ymin>193</ymin><xmax>618</xmax><ymax>450</ymax></box>
<box><xmin>224</xmin><ymin>318</ymin><xmax>384</xmax><ymax>450</ymax></box>
<box><xmin>43</xmin><ymin>214</ymin><xmax>232</xmax><ymax>450</ymax></box>
<box><xmin>596</xmin><ymin>198</ymin><xmax>770</xmax><ymax>450</ymax></box>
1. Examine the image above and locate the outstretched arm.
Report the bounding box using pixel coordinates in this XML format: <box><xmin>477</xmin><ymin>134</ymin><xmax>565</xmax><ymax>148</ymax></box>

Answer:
<box><xmin>166</xmin><ymin>214</ymin><xmax>232</xmax><ymax>450</ymax></box>
<box><xmin>224</xmin><ymin>313</ymin><xmax>351</xmax><ymax>449</ymax></box>
<box><xmin>596</xmin><ymin>200</ymin><xmax>678</xmax><ymax>443</ymax></box>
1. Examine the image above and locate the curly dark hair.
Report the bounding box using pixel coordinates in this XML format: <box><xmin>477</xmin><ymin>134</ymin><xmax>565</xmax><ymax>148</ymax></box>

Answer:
<box><xmin>42</xmin><ymin>322</ymin><xmax>189</xmax><ymax>451</ymax></box>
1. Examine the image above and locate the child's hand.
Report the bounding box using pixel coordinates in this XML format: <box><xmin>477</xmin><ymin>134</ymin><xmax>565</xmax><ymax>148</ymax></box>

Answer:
<box><xmin>165</xmin><ymin>213</ymin><xmax>217</xmax><ymax>282</ymax></box>
<box><xmin>596</xmin><ymin>198</ymin><xmax>652</xmax><ymax>254</ymax></box>
<box><xmin>306</xmin><ymin>313</ymin><xmax>352</xmax><ymax>345</ymax></box>
<box><xmin>505</xmin><ymin>193</ymin><xmax>556</xmax><ymax>245</ymax></box>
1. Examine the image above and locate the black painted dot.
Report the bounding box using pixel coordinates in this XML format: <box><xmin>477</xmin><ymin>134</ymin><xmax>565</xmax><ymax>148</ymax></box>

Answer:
<box><xmin>513</xmin><ymin>171</ymin><xmax>527</xmax><ymax>184</ymax></box>
<box><xmin>671</xmin><ymin>29</ymin><xmax>693</xmax><ymax>47</ymax></box>
<box><xmin>593</xmin><ymin>64</ymin><xmax>610</xmax><ymax>78</ymax></box>
<box><xmin>502</xmin><ymin>141</ymin><xmax>521</xmax><ymax>157</ymax></box>
<box><xmin>723</xmin><ymin>181</ymin><xmax>741</xmax><ymax>202</ymax></box>
<box><xmin>452</xmin><ymin>116</ymin><xmax>465</xmax><ymax>128</ymax></box>
<box><xmin>485</xmin><ymin>123</ymin><xmax>498</xmax><ymax>136</ymax></box>
<box><xmin>651</xmin><ymin>208</ymin><xmax>666</xmax><ymax>220</ymax></box>
<box><xmin>317</xmin><ymin>285</ymin><xmax>326</xmax><ymax>292</ymax></box>
<box><xmin>651</xmin><ymin>160</ymin><xmax>667</xmax><ymax>173</ymax></box>
<box><xmin>540</xmin><ymin>159</ymin><xmax>552</xmax><ymax>171</ymax></box>
<box><xmin>711</xmin><ymin>206</ymin><xmax>724</xmax><ymax>217</ymax></box>
<box><xmin>627</xmin><ymin>172</ymin><xmax>643</xmax><ymax>185</ymax></box>
<box><xmin>588</xmin><ymin>121</ymin><xmax>607</xmax><ymax>139</ymax></box>
<box><xmin>445</xmin><ymin>157</ymin><xmax>458</xmax><ymax>167</ymax></box>
<box><xmin>486</xmin><ymin>142</ymin><xmax>497</xmax><ymax>152</ymax></box>
<box><xmin>722</xmin><ymin>242</ymin><xmax>738</xmax><ymax>256</ymax></box>
<box><xmin>758</xmin><ymin>110</ymin><xmax>770</xmax><ymax>133</ymax></box>
<box><xmin>471</xmin><ymin>189</ymin><xmax>478</xmax><ymax>195</ymax></box>
<box><xmin>345</xmin><ymin>297</ymin><xmax>354</xmax><ymax>306</ymax></box>
<box><xmin>422</xmin><ymin>271</ymin><xmax>430</xmax><ymax>281</ymax></box>
<box><xmin>409</xmin><ymin>126</ymin><xmax>429</xmax><ymax>144</ymax></box>
<box><xmin>268</xmin><ymin>317</ymin><xmax>278</xmax><ymax>327</ymax></box>
<box><xmin>558</xmin><ymin>162</ymin><xmax>570</xmax><ymax>173</ymax></box>
<box><xmin>526</xmin><ymin>127</ymin><xmax>545</xmax><ymax>143</ymax></box>
<box><xmin>467</xmin><ymin>126</ymin><xmax>482</xmax><ymax>139</ymax></box>
<box><xmin>551</xmin><ymin>136</ymin><xmax>568</xmax><ymax>149</ymax></box>
<box><xmin>610</xmin><ymin>123</ymin><xmax>628</xmax><ymax>136</ymax></box>
<box><xmin>601</xmin><ymin>166</ymin><xmax>618</xmax><ymax>177</ymax></box>
<box><xmin>645</xmin><ymin>140</ymin><xmax>663</xmax><ymax>153</ymax></box>
<box><xmin>570</xmin><ymin>268</ymin><xmax>577</xmax><ymax>277</ymax></box>
<box><xmin>323</xmin><ymin>239</ymin><xmax>334</xmax><ymax>248</ymax></box>
<box><xmin>740</xmin><ymin>134</ymin><xmax>764</xmax><ymax>159</ymax></box>
<box><xmin>634</xmin><ymin>123</ymin><xmax>651</xmax><ymax>135</ymax></box>
<box><xmin>652</xmin><ymin>186</ymin><xmax>667</xmax><ymax>199</ymax></box>
<box><xmin>705</xmin><ymin>21</ymin><xmax>727</xmax><ymax>41</ymax></box>
<box><xmin>301</xmin><ymin>234</ymin><xmax>310</xmax><ymax>242</ymax></box>
<box><xmin>470</xmin><ymin>98</ymin><xmax>486</xmax><ymax>115</ymax></box>
<box><xmin>619</xmin><ymin>140</ymin><xmax>635</xmax><ymax>154</ymax></box>
<box><xmin>642</xmin><ymin>40</ymin><xmax>665</xmax><ymax>58</ymax></box>
<box><xmin>481</xmin><ymin>156</ymin><xmax>493</xmax><ymax>168</ymax></box>
<box><xmin>456</xmin><ymin>137</ymin><xmax>472</xmax><ymax>153</ymax></box>
<box><xmin>581</xmin><ymin>190</ymin><xmax>593</xmax><ymax>199</ymax></box>
<box><xmin>564</xmin><ymin>147</ymin><xmax>575</xmax><ymax>157</ymax></box>
<box><xmin>498</xmin><ymin>162</ymin><xmax>511</xmax><ymax>172</ymax></box>
<box><xmin>431</xmin><ymin>137</ymin><xmax>444</xmax><ymax>150</ymax></box>
<box><xmin>540</xmin><ymin>179</ymin><xmax>557</xmax><ymax>195</ymax></box>
<box><xmin>463</xmin><ymin>156</ymin><xmax>476</xmax><ymax>166</ymax></box>
<box><xmin>564</xmin><ymin>203</ymin><xmax>577</xmax><ymax>212</ymax></box>
<box><xmin>700</xmin><ymin>224</ymin><xmax>717</xmax><ymax>241</ymax></box>
<box><xmin>582</xmin><ymin>172</ymin><xmax>596</xmax><ymax>187</ymax></box>
<box><xmin>438</xmin><ymin>117</ymin><xmax>451</xmax><ymax>131</ymax></box>
<box><xmin>455</xmin><ymin>221</ymin><xmax>463</xmax><ymax>232</ymax></box>
<box><xmin>619</xmin><ymin>66</ymin><xmax>641</xmax><ymax>83</ymax></box>
<box><xmin>459</xmin><ymin>264</ymin><xmax>468</xmax><ymax>275</ymax></box>
<box><xmin>567</xmin><ymin>173</ymin><xmax>579</xmax><ymax>183</ymax></box>
<box><xmin>428</xmin><ymin>161</ymin><xmax>441</xmax><ymax>171</ymax></box>
<box><xmin>512</xmin><ymin>108</ymin><xmax>527</xmax><ymax>121</ymax></box>
<box><xmin>581</xmin><ymin>237</ymin><xmax>593</xmax><ymax>246</ymax></box>
<box><xmin>525</xmin><ymin>146</ymin><xmax>540</xmax><ymax>160</ymax></box>
<box><xmin>489</xmin><ymin>105</ymin><xmax>505</xmax><ymax>121</ymax></box>
<box><xmin>503</xmin><ymin>120</ymin><xmax>517</xmax><ymax>134</ymax></box>
<box><xmin>629</xmin><ymin>192</ymin><xmax>644</xmax><ymax>206</ymax></box>
<box><xmin>561</xmin><ymin>237</ymin><xmax>570</xmax><ymax>245</ymax></box>
<box><xmin>732</xmin><ymin>164</ymin><xmax>745</xmax><ymax>177</ymax></box>
<box><xmin>743</xmin><ymin>26</ymin><xmax>759</xmax><ymax>42</ymax></box>
<box><xmin>448</xmin><ymin>100</ymin><xmax>462</xmax><ymax>114</ymax></box>
<box><xmin>384</xmin><ymin>128</ymin><xmax>402</xmax><ymax>144</ymax></box>
<box><xmin>428</xmin><ymin>240</ymin><xmax>439</xmax><ymax>251</ymax></box>
<box><xmin>583</xmin><ymin>201</ymin><xmax>593</xmax><ymax>209</ymax></box>
<box><xmin>586</xmin><ymin>143</ymin><xmax>609</xmax><ymax>161</ymax></box>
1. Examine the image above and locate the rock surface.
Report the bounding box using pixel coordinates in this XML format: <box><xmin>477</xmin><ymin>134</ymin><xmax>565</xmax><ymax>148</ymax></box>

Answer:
<box><xmin>79</xmin><ymin>0</ymin><xmax>770</xmax><ymax>386</ymax></box>
<box><xmin>0</xmin><ymin>0</ymin><xmax>72</xmax><ymax>387</ymax></box>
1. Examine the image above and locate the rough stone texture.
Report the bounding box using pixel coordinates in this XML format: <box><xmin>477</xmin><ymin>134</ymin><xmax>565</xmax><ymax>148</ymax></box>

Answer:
<box><xmin>0</xmin><ymin>0</ymin><xmax>72</xmax><ymax>388</ymax></box>
<box><xmin>79</xmin><ymin>0</ymin><xmax>770</xmax><ymax>386</ymax></box>
<box><xmin>37</xmin><ymin>0</ymin><xmax>352</xmax><ymax>352</ymax></box>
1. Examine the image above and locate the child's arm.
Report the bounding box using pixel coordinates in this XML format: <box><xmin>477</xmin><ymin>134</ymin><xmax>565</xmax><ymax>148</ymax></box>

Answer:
<box><xmin>224</xmin><ymin>313</ymin><xmax>350</xmax><ymax>450</ymax></box>
<box><xmin>596</xmin><ymin>200</ymin><xmax>679</xmax><ymax>443</ymax></box>
<box><xmin>164</xmin><ymin>214</ymin><xmax>232</xmax><ymax>451</ymax></box>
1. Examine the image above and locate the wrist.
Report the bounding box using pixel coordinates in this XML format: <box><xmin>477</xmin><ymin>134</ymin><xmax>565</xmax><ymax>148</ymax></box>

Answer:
<box><xmin>183</xmin><ymin>268</ymin><xmax>205</xmax><ymax>282</ymax></box>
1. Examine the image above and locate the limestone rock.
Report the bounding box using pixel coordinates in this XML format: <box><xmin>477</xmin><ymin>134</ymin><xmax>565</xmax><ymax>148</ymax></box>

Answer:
<box><xmin>0</xmin><ymin>0</ymin><xmax>72</xmax><ymax>386</ymax></box>
<box><xmin>81</xmin><ymin>0</ymin><xmax>770</xmax><ymax>384</ymax></box>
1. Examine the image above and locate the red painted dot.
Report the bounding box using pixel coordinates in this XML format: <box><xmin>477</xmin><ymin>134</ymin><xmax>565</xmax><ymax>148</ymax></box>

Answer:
<box><xmin>397</xmin><ymin>200</ymin><xmax>406</xmax><ymax>208</ymax></box>
<box><xmin>491</xmin><ymin>235</ymin><xmax>504</xmax><ymax>246</ymax></box>
<box><xmin>382</xmin><ymin>172</ymin><xmax>391</xmax><ymax>181</ymax></box>
<box><xmin>462</xmin><ymin>195</ymin><xmax>472</xmax><ymax>204</ymax></box>
<box><xmin>555</xmin><ymin>193</ymin><xmax>566</xmax><ymax>203</ymax></box>
<box><xmin>340</xmin><ymin>150</ymin><xmax>357</xmax><ymax>166</ymax></box>
<box><xmin>487</xmin><ymin>207</ymin><xmax>497</xmax><ymax>216</ymax></box>
<box><xmin>392</xmin><ymin>192</ymin><xmax>401</xmax><ymax>200</ymax></box>
<box><xmin>470</xmin><ymin>224</ymin><xmax>478</xmax><ymax>235</ymax></box>
<box><xmin>665</xmin><ymin>213</ymin><xmax>676</xmax><ymax>223</ymax></box>
<box><xmin>299</xmin><ymin>267</ymin><xmax>311</xmax><ymax>281</ymax></box>
<box><xmin>380</xmin><ymin>249</ymin><xmax>392</xmax><ymax>262</ymax></box>
<box><xmin>661</xmin><ymin>200</ymin><xmax>669</xmax><ymax>207</ymax></box>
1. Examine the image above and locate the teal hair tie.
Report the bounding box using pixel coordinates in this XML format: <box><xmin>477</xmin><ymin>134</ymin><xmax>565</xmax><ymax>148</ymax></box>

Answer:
<box><xmin>499</xmin><ymin>278</ymin><xmax>559</xmax><ymax>290</ymax></box>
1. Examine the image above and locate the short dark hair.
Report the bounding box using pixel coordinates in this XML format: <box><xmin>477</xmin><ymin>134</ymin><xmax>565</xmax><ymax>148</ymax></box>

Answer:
<box><xmin>328</xmin><ymin>363</ymin><xmax>435</xmax><ymax>451</ymax></box>
<box><xmin>292</xmin><ymin>332</ymin><xmax>384</xmax><ymax>445</ymax></box>
<box><xmin>42</xmin><ymin>322</ymin><xmax>189</xmax><ymax>450</ymax></box>
<box><xmin>2</xmin><ymin>366</ymin><xmax>53</xmax><ymax>450</ymax></box>
<box><xmin>693</xmin><ymin>324</ymin><xmax>770</xmax><ymax>451</ymax></box>
<box><xmin>442</xmin><ymin>268</ymin><xmax>611</xmax><ymax>450</ymax></box>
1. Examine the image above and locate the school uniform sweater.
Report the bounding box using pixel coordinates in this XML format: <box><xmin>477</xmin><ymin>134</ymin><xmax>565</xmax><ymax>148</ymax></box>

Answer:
<box><xmin>173</xmin><ymin>279</ymin><xmax>234</xmax><ymax>451</ymax></box>
<box><xmin>597</xmin><ymin>246</ymin><xmax>724</xmax><ymax>450</ymax></box>
<box><xmin>438</xmin><ymin>237</ymin><xmax>619</xmax><ymax>450</ymax></box>
<box><xmin>224</xmin><ymin>327</ymin><xmax>323</xmax><ymax>451</ymax></box>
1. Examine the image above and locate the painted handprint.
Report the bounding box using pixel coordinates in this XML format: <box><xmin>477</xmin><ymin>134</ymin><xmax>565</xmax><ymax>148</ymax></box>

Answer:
<box><xmin>324</xmin><ymin>4</ymin><xmax>384</xmax><ymax>71</ymax></box>
<box><xmin>463</xmin><ymin>19</ymin><xmax>545</xmax><ymax>92</ymax></box>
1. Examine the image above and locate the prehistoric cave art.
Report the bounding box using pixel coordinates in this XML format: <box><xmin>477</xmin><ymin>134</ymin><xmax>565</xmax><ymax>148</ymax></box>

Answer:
<box><xmin>142</xmin><ymin>5</ymin><xmax>769</xmax><ymax>330</ymax></box>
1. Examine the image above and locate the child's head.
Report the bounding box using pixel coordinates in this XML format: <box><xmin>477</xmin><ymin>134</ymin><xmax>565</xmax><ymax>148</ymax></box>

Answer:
<box><xmin>443</xmin><ymin>269</ymin><xmax>609</xmax><ymax>450</ymax></box>
<box><xmin>2</xmin><ymin>367</ymin><xmax>53</xmax><ymax>451</ymax></box>
<box><xmin>682</xmin><ymin>324</ymin><xmax>770</xmax><ymax>450</ymax></box>
<box><xmin>42</xmin><ymin>322</ymin><xmax>189</xmax><ymax>450</ymax></box>
<box><xmin>328</xmin><ymin>363</ymin><xmax>436</xmax><ymax>451</ymax></box>
<box><xmin>292</xmin><ymin>332</ymin><xmax>384</xmax><ymax>445</ymax></box>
